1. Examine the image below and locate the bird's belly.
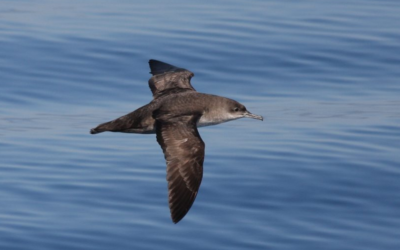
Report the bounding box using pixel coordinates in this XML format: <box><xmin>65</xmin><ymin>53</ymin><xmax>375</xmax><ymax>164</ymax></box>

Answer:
<box><xmin>198</xmin><ymin>116</ymin><xmax>227</xmax><ymax>127</ymax></box>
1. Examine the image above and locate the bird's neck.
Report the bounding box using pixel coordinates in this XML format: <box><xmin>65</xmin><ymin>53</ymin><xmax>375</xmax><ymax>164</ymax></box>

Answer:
<box><xmin>198</xmin><ymin>108</ymin><xmax>237</xmax><ymax>127</ymax></box>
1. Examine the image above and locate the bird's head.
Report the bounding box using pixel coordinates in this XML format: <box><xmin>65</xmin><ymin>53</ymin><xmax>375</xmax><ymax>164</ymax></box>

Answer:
<box><xmin>225</xmin><ymin>99</ymin><xmax>263</xmax><ymax>121</ymax></box>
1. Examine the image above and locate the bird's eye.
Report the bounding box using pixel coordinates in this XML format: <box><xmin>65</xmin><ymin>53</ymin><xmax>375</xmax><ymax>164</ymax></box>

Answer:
<box><xmin>233</xmin><ymin>107</ymin><xmax>239</xmax><ymax>112</ymax></box>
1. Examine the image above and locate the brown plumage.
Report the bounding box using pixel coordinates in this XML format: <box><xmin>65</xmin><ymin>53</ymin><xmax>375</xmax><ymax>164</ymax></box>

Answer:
<box><xmin>155</xmin><ymin>114</ymin><xmax>204</xmax><ymax>223</ymax></box>
<box><xmin>91</xmin><ymin>59</ymin><xmax>263</xmax><ymax>223</ymax></box>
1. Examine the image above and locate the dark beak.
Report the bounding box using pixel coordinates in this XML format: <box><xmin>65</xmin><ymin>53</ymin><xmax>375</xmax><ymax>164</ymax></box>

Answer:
<box><xmin>244</xmin><ymin>111</ymin><xmax>263</xmax><ymax>121</ymax></box>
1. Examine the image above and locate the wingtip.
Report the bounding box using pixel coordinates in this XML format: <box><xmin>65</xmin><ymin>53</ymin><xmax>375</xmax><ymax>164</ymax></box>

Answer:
<box><xmin>171</xmin><ymin>216</ymin><xmax>182</xmax><ymax>224</ymax></box>
<box><xmin>148</xmin><ymin>59</ymin><xmax>181</xmax><ymax>76</ymax></box>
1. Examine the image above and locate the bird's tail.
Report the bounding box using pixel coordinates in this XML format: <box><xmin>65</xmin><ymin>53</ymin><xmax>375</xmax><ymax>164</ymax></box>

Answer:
<box><xmin>90</xmin><ymin>117</ymin><xmax>131</xmax><ymax>134</ymax></box>
<box><xmin>90</xmin><ymin>121</ymin><xmax>112</xmax><ymax>134</ymax></box>
<box><xmin>90</xmin><ymin>127</ymin><xmax>102</xmax><ymax>134</ymax></box>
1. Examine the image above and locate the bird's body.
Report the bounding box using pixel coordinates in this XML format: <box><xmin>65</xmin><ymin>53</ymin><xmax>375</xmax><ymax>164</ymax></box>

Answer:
<box><xmin>90</xmin><ymin>92</ymin><xmax>247</xmax><ymax>134</ymax></box>
<box><xmin>91</xmin><ymin>60</ymin><xmax>262</xmax><ymax>223</ymax></box>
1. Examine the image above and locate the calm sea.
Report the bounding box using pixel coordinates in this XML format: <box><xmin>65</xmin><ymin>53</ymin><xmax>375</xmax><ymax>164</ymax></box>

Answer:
<box><xmin>1</xmin><ymin>0</ymin><xmax>400</xmax><ymax>249</ymax></box>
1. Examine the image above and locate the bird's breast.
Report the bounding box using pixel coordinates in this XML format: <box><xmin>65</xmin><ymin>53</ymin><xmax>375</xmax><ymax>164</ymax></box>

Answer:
<box><xmin>198</xmin><ymin>114</ymin><xmax>233</xmax><ymax>127</ymax></box>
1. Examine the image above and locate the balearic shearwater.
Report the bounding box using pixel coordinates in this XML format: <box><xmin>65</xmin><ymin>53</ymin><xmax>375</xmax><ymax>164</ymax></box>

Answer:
<box><xmin>90</xmin><ymin>60</ymin><xmax>263</xmax><ymax>223</ymax></box>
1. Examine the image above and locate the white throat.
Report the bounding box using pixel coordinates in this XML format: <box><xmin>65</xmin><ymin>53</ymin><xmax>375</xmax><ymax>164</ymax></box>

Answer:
<box><xmin>198</xmin><ymin>112</ymin><xmax>241</xmax><ymax>127</ymax></box>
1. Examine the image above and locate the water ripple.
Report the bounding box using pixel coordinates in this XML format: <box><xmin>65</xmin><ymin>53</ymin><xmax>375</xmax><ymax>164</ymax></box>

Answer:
<box><xmin>1</xmin><ymin>0</ymin><xmax>400</xmax><ymax>249</ymax></box>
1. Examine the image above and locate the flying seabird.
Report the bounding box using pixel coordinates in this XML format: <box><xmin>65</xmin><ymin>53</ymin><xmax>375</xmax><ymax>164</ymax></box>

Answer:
<box><xmin>90</xmin><ymin>59</ymin><xmax>263</xmax><ymax>223</ymax></box>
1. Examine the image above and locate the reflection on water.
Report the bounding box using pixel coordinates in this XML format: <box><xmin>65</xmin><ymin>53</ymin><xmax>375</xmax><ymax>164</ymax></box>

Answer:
<box><xmin>1</xmin><ymin>0</ymin><xmax>400</xmax><ymax>249</ymax></box>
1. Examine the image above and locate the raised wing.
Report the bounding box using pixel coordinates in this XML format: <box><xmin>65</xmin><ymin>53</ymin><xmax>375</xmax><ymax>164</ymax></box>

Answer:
<box><xmin>155</xmin><ymin>113</ymin><xmax>204</xmax><ymax>223</ymax></box>
<box><xmin>148</xmin><ymin>59</ymin><xmax>196</xmax><ymax>99</ymax></box>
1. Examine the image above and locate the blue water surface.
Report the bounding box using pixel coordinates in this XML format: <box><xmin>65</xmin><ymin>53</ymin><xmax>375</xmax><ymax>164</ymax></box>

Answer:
<box><xmin>1</xmin><ymin>0</ymin><xmax>400</xmax><ymax>249</ymax></box>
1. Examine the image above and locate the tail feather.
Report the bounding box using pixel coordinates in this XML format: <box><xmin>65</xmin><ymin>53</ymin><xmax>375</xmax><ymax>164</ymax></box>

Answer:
<box><xmin>90</xmin><ymin>128</ymin><xmax>101</xmax><ymax>134</ymax></box>
<box><xmin>89</xmin><ymin>117</ymin><xmax>132</xmax><ymax>134</ymax></box>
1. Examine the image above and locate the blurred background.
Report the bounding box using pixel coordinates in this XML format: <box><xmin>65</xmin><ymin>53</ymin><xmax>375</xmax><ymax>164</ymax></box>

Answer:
<box><xmin>1</xmin><ymin>0</ymin><xmax>400</xmax><ymax>249</ymax></box>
